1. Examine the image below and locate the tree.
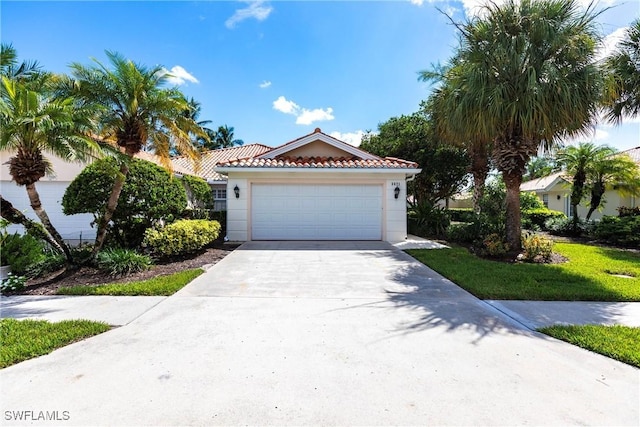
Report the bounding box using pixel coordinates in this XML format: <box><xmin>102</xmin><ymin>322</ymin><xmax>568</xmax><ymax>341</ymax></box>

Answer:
<box><xmin>420</xmin><ymin>0</ymin><xmax>603</xmax><ymax>251</ymax></box>
<box><xmin>524</xmin><ymin>156</ymin><xmax>559</xmax><ymax>181</ymax></box>
<box><xmin>585</xmin><ymin>152</ymin><xmax>640</xmax><ymax>220</ymax></box>
<box><xmin>184</xmin><ymin>98</ymin><xmax>217</xmax><ymax>152</ymax></box>
<box><xmin>213</xmin><ymin>125</ymin><xmax>244</xmax><ymax>148</ymax></box>
<box><xmin>556</xmin><ymin>143</ymin><xmax>612</xmax><ymax>230</ymax></box>
<box><xmin>603</xmin><ymin>19</ymin><xmax>640</xmax><ymax>123</ymax></box>
<box><xmin>62</xmin><ymin>51</ymin><xmax>208</xmax><ymax>256</ymax></box>
<box><xmin>360</xmin><ymin>111</ymin><xmax>469</xmax><ymax>205</ymax></box>
<box><xmin>63</xmin><ymin>158</ymin><xmax>187</xmax><ymax>248</ymax></box>
<box><xmin>0</xmin><ymin>43</ymin><xmax>42</xmax><ymax>83</ymax></box>
<box><xmin>0</xmin><ymin>75</ymin><xmax>98</xmax><ymax>263</ymax></box>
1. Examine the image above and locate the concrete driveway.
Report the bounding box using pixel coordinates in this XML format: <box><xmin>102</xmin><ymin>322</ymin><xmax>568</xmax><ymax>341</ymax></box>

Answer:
<box><xmin>1</xmin><ymin>241</ymin><xmax>638</xmax><ymax>426</ymax></box>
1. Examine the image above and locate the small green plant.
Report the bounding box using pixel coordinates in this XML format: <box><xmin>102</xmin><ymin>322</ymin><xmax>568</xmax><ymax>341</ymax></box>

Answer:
<box><xmin>143</xmin><ymin>219</ymin><xmax>221</xmax><ymax>256</ymax></box>
<box><xmin>409</xmin><ymin>201</ymin><xmax>450</xmax><ymax>238</ymax></box>
<box><xmin>26</xmin><ymin>252</ymin><xmax>66</xmax><ymax>279</ymax></box>
<box><xmin>0</xmin><ymin>273</ymin><xmax>26</xmax><ymax>293</ymax></box>
<box><xmin>522</xmin><ymin>208</ymin><xmax>566</xmax><ymax>230</ymax></box>
<box><xmin>591</xmin><ymin>216</ymin><xmax>640</xmax><ymax>248</ymax></box>
<box><xmin>545</xmin><ymin>216</ymin><xmax>591</xmax><ymax>236</ymax></box>
<box><xmin>482</xmin><ymin>233</ymin><xmax>510</xmax><ymax>257</ymax></box>
<box><xmin>521</xmin><ymin>232</ymin><xmax>554</xmax><ymax>262</ymax></box>
<box><xmin>96</xmin><ymin>248</ymin><xmax>153</xmax><ymax>277</ymax></box>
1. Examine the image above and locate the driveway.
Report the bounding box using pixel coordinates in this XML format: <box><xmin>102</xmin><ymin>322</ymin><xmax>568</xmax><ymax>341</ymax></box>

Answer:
<box><xmin>1</xmin><ymin>241</ymin><xmax>638</xmax><ymax>426</ymax></box>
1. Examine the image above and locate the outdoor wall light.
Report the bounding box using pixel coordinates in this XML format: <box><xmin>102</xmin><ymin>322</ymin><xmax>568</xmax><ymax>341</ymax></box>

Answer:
<box><xmin>234</xmin><ymin>185</ymin><xmax>240</xmax><ymax>199</ymax></box>
<box><xmin>557</xmin><ymin>195</ymin><xmax>561</xmax><ymax>200</ymax></box>
<box><xmin>394</xmin><ymin>186</ymin><xmax>401</xmax><ymax>199</ymax></box>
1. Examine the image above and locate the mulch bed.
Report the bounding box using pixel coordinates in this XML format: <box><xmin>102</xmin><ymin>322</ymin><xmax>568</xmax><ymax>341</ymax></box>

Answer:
<box><xmin>15</xmin><ymin>244</ymin><xmax>237</xmax><ymax>296</ymax></box>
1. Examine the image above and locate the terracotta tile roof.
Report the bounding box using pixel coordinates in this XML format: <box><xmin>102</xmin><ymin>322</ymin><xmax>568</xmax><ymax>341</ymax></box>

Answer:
<box><xmin>218</xmin><ymin>155</ymin><xmax>419</xmax><ymax>169</ymax></box>
<box><xmin>133</xmin><ymin>151</ymin><xmax>194</xmax><ymax>176</ymax></box>
<box><xmin>171</xmin><ymin>144</ymin><xmax>272</xmax><ymax>181</ymax></box>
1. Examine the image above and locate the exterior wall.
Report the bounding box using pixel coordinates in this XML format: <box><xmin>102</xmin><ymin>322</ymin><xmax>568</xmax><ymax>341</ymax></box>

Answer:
<box><xmin>1</xmin><ymin>151</ymin><xmax>95</xmax><ymax>242</ymax></box>
<box><xmin>1</xmin><ymin>180</ymin><xmax>96</xmax><ymax>242</ymax></box>
<box><xmin>225</xmin><ymin>171</ymin><xmax>409</xmax><ymax>243</ymax></box>
<box><xmin>280</xmin><ymin>140</ymin><xmax>352</xmax><ymax>158</ymax></box>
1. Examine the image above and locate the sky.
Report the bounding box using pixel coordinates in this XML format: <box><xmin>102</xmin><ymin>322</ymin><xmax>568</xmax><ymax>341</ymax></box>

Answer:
<box><xmin>2</xmin><ymin>0</ymin><xmax>639</xmax><ymax>152</ymax></box>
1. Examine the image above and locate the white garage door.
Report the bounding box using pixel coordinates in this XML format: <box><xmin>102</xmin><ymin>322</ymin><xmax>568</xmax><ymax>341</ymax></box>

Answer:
<box><xmin>251</xmin><ymin>184</ymin><xmax>382</xmax><ymax>240</ymax></box>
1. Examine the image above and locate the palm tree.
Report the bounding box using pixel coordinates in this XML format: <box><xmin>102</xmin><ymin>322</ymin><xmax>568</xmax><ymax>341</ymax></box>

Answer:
<box><xmin>603</xmin><ymin>19</ymin><xmax>640</xmax><ymax>123</ymax></box>
<box><xmin>585</xmin><ymin>152</ymin><xmax>640</xmax><ymax>220</ymax></box>
<box><xmin>421</xmin><ymin>0</ymin><xmax>603</xmax><ymax>251</ymax></box>
<box><xmin>214</xmin><ymin>125</ymin><xmax>244</xmax><ymax>148</ymax></box>
<box><xmin>524</xmin><ymin>156</ymin><xmax>559</xmax><ymax>181</ymax></box>
<box><xmin>185</xmin><ymin>97</ymin><xmax>217</xmax><ymax>152</ymax></box>
<box><xmin>0</xmin><ymin>43</ymin><xmax>41</xmax><ymax>82</ymax></box>
<box><xmin>556</xmin><ymin>143</ymin><xmax>612</xmax><ymax>230</ymax></box>
<box><xmin>63</xmin><ymin>51</ymin><xmax>208</xmax><ymax>255</ymax></box>
<box><xmin>0</xmin><ymin>76</ymin><xmax>99</xmax><ymax>262</ymax></box>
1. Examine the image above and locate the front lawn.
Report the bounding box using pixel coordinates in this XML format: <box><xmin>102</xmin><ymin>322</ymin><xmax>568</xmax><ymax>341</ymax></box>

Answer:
<box><xmin>406</xmin><ymin>243</ymin><xmax>640</xmax><ymax>301</ymax></box>
<box><xmin>538</xmin><ymin>324</ymin><xmax>640</xmax><ymax>368</ymax></box>
<box><xmin>56</xmin><ymin>268</ymin><xmax>203</xmax><ymax>296</ymax></box>
<box><xmin>0</xmin><ymin>318</ymin><xmax>110</xmax><ymax>369</ymax></box>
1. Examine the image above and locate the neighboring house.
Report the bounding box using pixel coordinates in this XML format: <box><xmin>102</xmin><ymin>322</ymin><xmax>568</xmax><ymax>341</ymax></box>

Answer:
<box><xmin>520</xmin><ymin>146</ymin><xmax>640</xmax><ymax>220</ymax></box>
<box><xmin>171</xmin><ymin>144</ymin><xmax>271</xmax><ymax>211</ymax></box>
<box><xmin>0</xmin><ymin>150</ymin><xmax>195</xmax><ymax>243</ymax></box>
<box><xmin>215</xmin><ymin>128</ymin><xmax>421</xmax><ymax>242</ymax></box>
<box><xmin>1</xmin><ymin>151</ymin><xmax>96</xmax><ymax>242</ymax></box>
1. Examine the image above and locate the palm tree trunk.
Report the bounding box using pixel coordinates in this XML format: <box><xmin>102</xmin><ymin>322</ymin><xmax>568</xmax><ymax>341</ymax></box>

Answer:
<box><xmin>92</xmin><ymin>162</ymin><xmax>129</xmax><ymax>256</ymax></box>
<box><xmin>24</xmin><ymin>183</ymin><xmax>73</xmax><ymax>262</ymax></box>
<box><xmin>586</xmin><ymin>184</ymin><xmax>604</xmax><ymax>221</ymax></box>
<box><xmin>503</xmin><ymin>171</ymin><xmax>523</xmax><ymax>252</ymax></box>
<box><xmin>470</xmin><ymin>142</ymin><xmax>490</xmax><ymax>214</ymax></box>
<box><xmin>1</xmin><ymin>195</ymin><xmax>63</xmax><ymax>252</ymax></box>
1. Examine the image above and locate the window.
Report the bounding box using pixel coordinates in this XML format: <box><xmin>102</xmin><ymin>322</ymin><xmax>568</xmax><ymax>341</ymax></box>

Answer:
<box><xmin>213</xmin><ymin>189</ymin><xmax>227</xmax><ymax>200</ymax></box>
<box><xmin>542</xmin><ymin>194</ymin><xmax>549</xmax><ymax>208</ymax></box>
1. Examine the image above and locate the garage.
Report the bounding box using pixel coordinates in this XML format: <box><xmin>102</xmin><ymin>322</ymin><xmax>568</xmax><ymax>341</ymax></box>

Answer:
<box><xmin>251</xmin><ymin>183</ymin><xmax>382</xmax><ymax>240</ymax></box>
<box><xmin>216</xmin><ymin>128</ymin><xmax>420</xmax><ymax>243</ymax></box>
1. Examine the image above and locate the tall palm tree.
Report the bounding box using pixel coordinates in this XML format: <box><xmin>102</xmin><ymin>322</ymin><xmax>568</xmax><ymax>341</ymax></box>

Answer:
<box><xmin>603</xmin><ymin>19</ymin><xmax>640</xmax><ymax>123</ymax></box>
<box><xmin>421</xmin><ymin>0</ymin><xmax>603</xmax><ymax>251</ymax></box>
<box><xmin>585</xmin><ymin>152</ymin><xmax>640</xmax><ymax>220</ymax></box>
<box><xmin>556</xmin><ymin>143</ymin><xmax>612</xmax><ymax>230</ymax></box>
<box><xmin>185</xmin><ymin>97</ymin><xmax>216</xmax><ymax>152</ymax></box>
<box><xmin>0</xmin><ymin>76</ymin><xmax>99</xmax><ymax>262</ymax></box>
<box><xmin>214</xmin><ymin>125</ymin><xmax>244</xmax><ymax>148</ymax></box>
<box><xmin>63</xmin><ymin>51</ymin><xmax>208</xmax><ymax>255</ymax></box>
<box><xmin>0</xmin><ymin>43</ymin><xmax>41</xmax><ymax>82</ymax></box>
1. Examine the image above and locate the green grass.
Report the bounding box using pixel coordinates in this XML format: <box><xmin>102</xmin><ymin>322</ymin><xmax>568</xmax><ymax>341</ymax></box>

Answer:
<box><xmin>0</xmin><ymin>318</ymin><xmax>110</xmax><ymax>369</ymax></box>
<box><xmin>539</xmin><ymin>324</ymin><xmax>640</xmax><ymax>368</ymax></box>
<box><xmin>406</xmin><ymin>243</ymin><xmax>640</xmax><ymax>301</ymax></box>
<box><xmin>56</xmin><ymin>268</ymin><xmax>203</xmax><ymax>296</ymax></box>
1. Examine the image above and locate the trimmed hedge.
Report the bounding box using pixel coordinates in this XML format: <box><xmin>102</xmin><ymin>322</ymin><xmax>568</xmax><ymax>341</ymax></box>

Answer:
<box><xmin>522</xmin><ymin>208</ymin><xmax>566</xmax><ymax>229</ymax></box>
<box><xmin>592</xmin><ymin>216</ymin><xmax>640</xmax><ymax>248</ymax></box>
<box><xmin>143</xmin><ymin>219</ymin><xmax>221</xmax><ymax>256</ymax></box>
<box><xmin>448</xmin><ymin>208</ymin><xmax>474</xmax><ymax>222</ymax></box>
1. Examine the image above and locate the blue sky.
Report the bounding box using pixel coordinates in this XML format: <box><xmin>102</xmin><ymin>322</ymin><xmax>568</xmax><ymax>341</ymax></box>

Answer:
<box><xmin>2</xmin><ymin>0</ymin><xmax>639</xmax><ymax>152</ymax></box>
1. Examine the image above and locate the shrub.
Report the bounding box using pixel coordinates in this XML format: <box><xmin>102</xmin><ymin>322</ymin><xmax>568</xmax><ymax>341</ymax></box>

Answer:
<box><xmin>520</xmin><ymin>191</ymin><xmax>545</xmax><ymax>211</ymax></box>
<box><xmin>591</xmin><ymin>216</ymin><xmax>640</xmax><ymax>248</ymax></box>
<box><xmin>408</xmin><ymin>202</ymin><xmax>450</xmax><ymax>238</ymax></box>
<box><xmin>96</xmin><ymin>249</ymin><xmax>153</xmax><ymax>277</ymax></box>
<box><xmin>0</xmin><ymin>231</ymin><xmax>46</xmax><ymax>275</ymax></box>
<box><xmin>26</xmin><ymin>253</ymin><xmax>66</xmax><ymax>279</ymax></box>
<box><xmin>181</xmin><ymin>175</ymin><xmax>213</xmax><ymax>208</ymax></box>
<box><xmin>482</xmin><ymin>233</ymin><xmax>510</xmax><ymax>257</ymax></box>
<box><xmin>545</xmin><ymin>216</ymin><xmax>591</xmax><ymax>237</ymax></box>
<box><xmin>521</xmin><ymin>232</ymin><xmax>554</xmax><ymax>262</ymax></box>
<box><xmin>1</xmin><ymin>273</ymin><xmax>26</xmax><ymax>293</ymax></box>
<box><xmin>448</xmin><ymin>208</ymin><xmax>474</xmax><ymax>223</ymax></box>
<box><xmin>618</xmin><ymin>206</ymin><xmax>640</xmax><ymax>217</ymax></box>
<box><xmin>63</xmin><ymin>157</ymin><xmax>187</xmax><ymax>248</ymax></box>
<box><xmin>522</xmin><ymin>208</ymin><xmax>566</xmax><ymax>230</ymax></box>
<box><xmin>143</xmin><ymin>219</ymin><xmax>221</xmax><ymax>257</ymax></box>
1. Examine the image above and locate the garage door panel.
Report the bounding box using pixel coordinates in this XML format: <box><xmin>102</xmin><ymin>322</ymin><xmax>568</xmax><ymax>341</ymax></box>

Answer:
<box><xmin>251</xmin><ymin>184</ymin><xmax>382</xmax><ymax>240</ymax></box>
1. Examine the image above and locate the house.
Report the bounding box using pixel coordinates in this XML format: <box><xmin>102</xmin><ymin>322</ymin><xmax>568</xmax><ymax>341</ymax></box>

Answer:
<box><xmin>520</xmin><ymin>146</ymin><xmax>640</xmax><ymax>219</ymax></box>
<box><xmin>171</xmin><ymin>144</ymin><xmax>271</xmax><ymax>211</ymax></box>
<box><xmin>215</xmin><ymin>128</ymin><xmax>421</xmax><ymax>242</ymax></box>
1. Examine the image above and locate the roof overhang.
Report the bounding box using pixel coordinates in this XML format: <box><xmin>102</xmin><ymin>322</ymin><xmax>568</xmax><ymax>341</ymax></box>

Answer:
<box><xmin>215</xmin><ymin>167</ymin><xmax>422</xmax><ymax>177</ymax></box>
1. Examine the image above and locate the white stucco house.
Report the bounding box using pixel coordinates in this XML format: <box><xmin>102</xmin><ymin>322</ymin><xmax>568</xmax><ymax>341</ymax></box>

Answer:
<box><xmin>215</xmin><ymin>128</ymin><xmax>421</xmax><ymax>243</ymax></box>
<box><xmin>520</xmin><ymin>146</ymin><xmax>640</xmax><ymax>219</ymax></box>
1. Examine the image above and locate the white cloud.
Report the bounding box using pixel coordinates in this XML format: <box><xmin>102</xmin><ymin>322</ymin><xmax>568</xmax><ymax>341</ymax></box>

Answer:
<box><xmin>273</xmin><ymin>96</ymin><xmax>300</xmax><ymax>115</ymax></box>
<box><xmin>160</xmin><ymin>66</ymin><xmax>199</xmax><ymax>86</ymax></box>
<box><xmin>595</xmin><ymin>128</ymin><xmax>610</xmax><ymax>140</ymax></box>
<box><xmin>259</xmin><ymin>80</ymin><xmax>272</xmax><ymax>89</ymax></box>
<box><xmin>329</xmin><ymin>130</ymin><xmax>366</xmax><ymax>147</ymax></box>
<box><xmin>414</xmin><ymin>0</ymin><xmax>622</xmax><ymax>18</ymax></box>
<box><xmin>273</xmin><ymin>96</ymin><xmax>334</xmax><ymax>125</ymax></box>
<box><xmin>225</xmin><ymin>0</ymin><xmax>273</xmax><ymax>29</ymax></box>
<box><xmin>596</xmin><ymin>26</ymin><xmax>628</xmax><ymax>61</ymax></box>
<box><xmin>409</xmin><ymin>0</ymin><xmax>425</xmax><ymax>5</ymax></box>
<box><xmin>296</xmin><ymin>108</ymin><xmax>334</xmax><ymax>125</ymax></box>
